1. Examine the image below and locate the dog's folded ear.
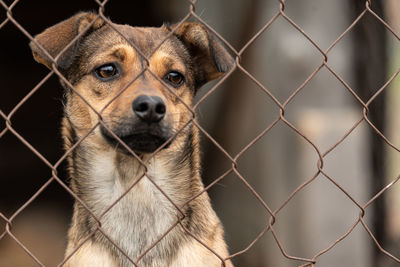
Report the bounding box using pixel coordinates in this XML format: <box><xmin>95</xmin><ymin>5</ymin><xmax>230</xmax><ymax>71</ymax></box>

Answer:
<box><xmin>169</xmin><ymin>22</ymin><xmax>234</xmax><ymax>88</ymax></box>
<box><xmin>30</xmin><ymin>12</ymin><xmax>105</xmax><ymax>70</ymax></box>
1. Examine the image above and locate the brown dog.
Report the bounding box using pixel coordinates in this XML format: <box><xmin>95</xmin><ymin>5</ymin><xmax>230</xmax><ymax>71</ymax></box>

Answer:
<box><xmin>30</xmin><ymin>12</ymin><xmax>234</xmax><ymax>267</ymax></box>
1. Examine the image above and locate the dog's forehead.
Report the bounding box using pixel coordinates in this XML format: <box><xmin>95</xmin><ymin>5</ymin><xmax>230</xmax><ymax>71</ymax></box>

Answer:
<box><xmin>91</xmin><ymin>24</ymin><xmax>183</xmax><ymax>58</ymax></box>
<box><xmin>117</xmin><ymin>25</ymin><xmax>165</xmax><ymax>47</ymax></box>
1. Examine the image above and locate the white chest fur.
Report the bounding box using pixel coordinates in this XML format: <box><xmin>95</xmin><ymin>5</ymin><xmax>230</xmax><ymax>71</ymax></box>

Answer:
<box><xmin>88</xmin><ymin>152</ymin><xmax>179</xmax><ymax>265</ymax></box>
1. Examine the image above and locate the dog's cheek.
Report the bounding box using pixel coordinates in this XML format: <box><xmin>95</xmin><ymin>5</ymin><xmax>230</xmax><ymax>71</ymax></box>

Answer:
<box><xmin>164</xmin><ymin>99</ymin><xmax>179</xmax><ymax>130</ymax></box>
<box><xmin>81</xmin><ymin>75</ymin><xmax>115</xmax><ymax>98</ymax></box>
<box><xmin>92</xmin><ymin>83</ymin><xmax>115</xmax><ymax>98</ymax></box>
<box><xmin>66</xmin><ymin>95</ymin><xmax>94</xmax><ymax>134</ymax></box>
<box><xmin>65</xmin><ymin>80</ymin><xmax>108</xmax><ymax>134</ymax></box>
<box><xmin>172</xmin><ymin>91</ymin><xmax>194</xmax><ymax>129</ymax></box>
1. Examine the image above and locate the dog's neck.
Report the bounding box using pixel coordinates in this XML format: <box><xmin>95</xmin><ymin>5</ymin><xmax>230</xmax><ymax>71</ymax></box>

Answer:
<box><xmin>62</xmin><ymin>118</ymin><xmax>211</xmax><ymax>266</ymax></box>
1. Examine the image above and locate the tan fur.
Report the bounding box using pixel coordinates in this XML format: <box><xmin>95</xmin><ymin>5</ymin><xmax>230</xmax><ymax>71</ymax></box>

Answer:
<box><xmin>30</xmin><ymin>12</ymin><xmax>234</xmax><ymax>267</ymax></box>
<box><xmin>65</xmin><ymin>241</ymin><xmax>117</xmax><ymax>267</ymax></box>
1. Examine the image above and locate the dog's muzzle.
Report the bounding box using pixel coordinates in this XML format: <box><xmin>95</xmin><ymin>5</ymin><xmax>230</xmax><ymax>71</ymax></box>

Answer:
<box><xmin>100</xmin><ymin>94</ymin><xmax>173</xmax><ymax>154</ymax></box>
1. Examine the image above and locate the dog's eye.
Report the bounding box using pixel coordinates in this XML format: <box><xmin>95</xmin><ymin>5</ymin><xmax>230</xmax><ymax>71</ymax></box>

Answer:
<box><xmin>95</xmin><ymin>64</ymin><xmax>118</xmax><ymax>80</ymax></box>
<box><xmin>164</xmin><ymin>71</ymin><xmax>184</xmax><ymax>87</ymax></box>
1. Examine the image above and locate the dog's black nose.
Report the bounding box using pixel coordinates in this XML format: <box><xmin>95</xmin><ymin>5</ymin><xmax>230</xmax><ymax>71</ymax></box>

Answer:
<box><xmin>133</xmin><ymin>95</ymin><xmax>166</xmax><ymax>123</ymax></box>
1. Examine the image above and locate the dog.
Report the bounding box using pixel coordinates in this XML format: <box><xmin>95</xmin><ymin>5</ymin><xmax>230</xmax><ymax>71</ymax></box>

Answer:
<box><xmin>30</xmin><ymin>12</ymin><xmax>234</xmax><ymax>267</ymax></box>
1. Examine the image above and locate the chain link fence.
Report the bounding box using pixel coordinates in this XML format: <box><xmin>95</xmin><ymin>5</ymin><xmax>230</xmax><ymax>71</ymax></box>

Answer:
<box><xmin>0</xmin><ymin>0</ymin><xmax>399</xmax><ymax>266</ymax></box>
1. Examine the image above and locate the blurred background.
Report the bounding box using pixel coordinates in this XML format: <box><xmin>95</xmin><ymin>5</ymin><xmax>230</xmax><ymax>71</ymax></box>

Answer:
<box><xmin>0</xmin><ymin>0</ymin><xmax>399</xmax><ymax>266</ymax></box>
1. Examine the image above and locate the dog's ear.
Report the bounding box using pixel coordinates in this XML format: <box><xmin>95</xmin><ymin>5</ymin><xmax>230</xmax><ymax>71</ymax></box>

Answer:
<box><xmin>169</xmin><ymin>22</ymin><xmax>234</xmax><ymax>88</ymax></box>
<box><xmin>30</xmin><ymin>12</ymin><xmax>105</xmax><ymax>70</ymax></box>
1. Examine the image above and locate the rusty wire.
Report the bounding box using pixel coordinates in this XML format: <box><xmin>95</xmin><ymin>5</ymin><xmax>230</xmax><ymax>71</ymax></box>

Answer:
<box><xmin>0</xmin><ymin>0</ymin><xmax>399</xmax><ymax>266</ymax></box>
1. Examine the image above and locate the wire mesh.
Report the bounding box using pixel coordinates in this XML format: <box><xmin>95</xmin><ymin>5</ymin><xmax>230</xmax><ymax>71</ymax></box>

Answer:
<box><xmin>0</xmin><ymin>0</ymin><xmax>399</xmax><ymax>266</ymax></box>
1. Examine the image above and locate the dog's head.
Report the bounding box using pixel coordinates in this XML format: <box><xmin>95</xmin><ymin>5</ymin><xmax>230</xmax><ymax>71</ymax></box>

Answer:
<box><xmin>30</xmin><ymin>12</ymin><xmax>233</xmax><ymax>154</ymax></box>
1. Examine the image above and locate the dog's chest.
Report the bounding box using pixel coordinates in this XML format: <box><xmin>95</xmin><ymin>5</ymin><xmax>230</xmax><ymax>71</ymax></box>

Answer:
<box><xmin>89</xmin><ymin>153</ymin><xmax>180</xmax><ymax>265</ymax></box>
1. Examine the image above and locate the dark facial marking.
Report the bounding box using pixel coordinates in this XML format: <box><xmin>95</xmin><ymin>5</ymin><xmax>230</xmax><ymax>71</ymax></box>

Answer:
<box><xmin>99</xmin><ymin>123</ymin><xmax>173</xmax><ymax>154</ymax></box>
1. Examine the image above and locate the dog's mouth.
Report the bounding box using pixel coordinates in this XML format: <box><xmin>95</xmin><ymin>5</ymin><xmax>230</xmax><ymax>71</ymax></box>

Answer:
<box><xmin>100</xmin><ymin>125</ymin><xmax>173</xmax><ymax>154</ymax></box>
<box><xmin>120</xmin><ymin>133</ymin><xmax>170</xmax><ymax>153</ymax></box>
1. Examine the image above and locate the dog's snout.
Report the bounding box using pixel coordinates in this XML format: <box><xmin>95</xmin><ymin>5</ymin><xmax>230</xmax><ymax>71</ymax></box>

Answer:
<box><xmin>133</xmin><ymin>95</ymin><xmax>166</xmax><ymax>123</ymax></box>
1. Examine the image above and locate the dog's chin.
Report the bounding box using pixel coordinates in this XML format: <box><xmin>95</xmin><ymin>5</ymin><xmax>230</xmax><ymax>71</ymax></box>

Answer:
<box><xmin>100</xmin><ymin>126</ymin><xmax>172</xmax><ymax>155</ymax></box>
